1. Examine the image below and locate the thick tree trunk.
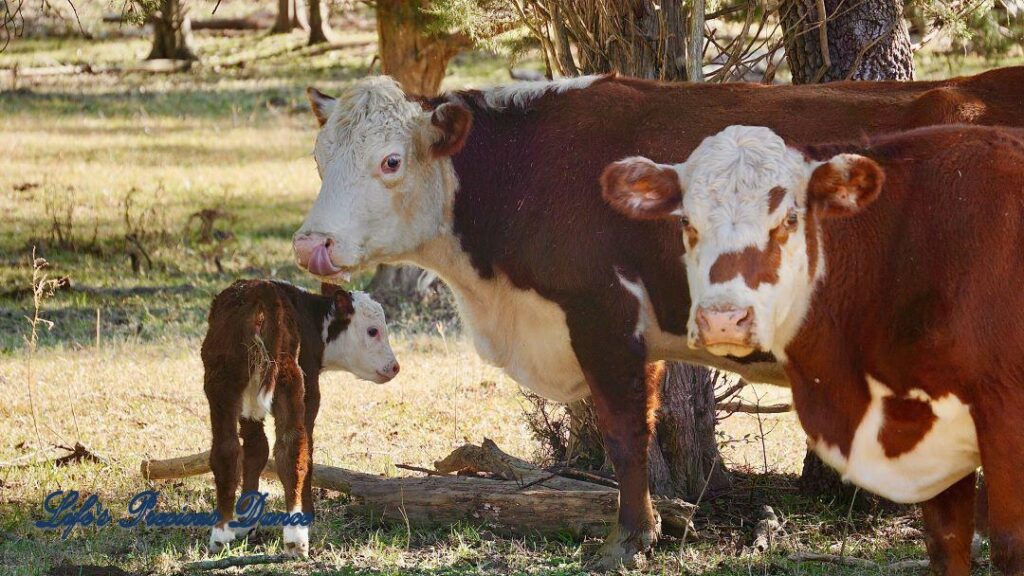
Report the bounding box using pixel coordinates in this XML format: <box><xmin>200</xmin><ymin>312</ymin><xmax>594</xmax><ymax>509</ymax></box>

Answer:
<box><xmin>375</xmin><ymin>0</ymin><xmax>468</xmax><ymax>97</ymax></box>
<box><xmin>271</xmin><ymin>0</ymin><xmax>308</xmax><ymax>34</ymax></box>
<box><xmin>147</xmin><ymin>0</ymin><xmax>197</xmax><ymax>61</ymax></box>
<box><xmin>307</xmin><ymin>0</ymin><xmax>332</xmax><ymax>45</ymax></box>
<box><xmin>780</xmin><ymin>0</ymin><xmax>914</xmax><ymax>83</ymax></box>
<box><xmin>656</xmin><ymin>363</ymin><xmax>731</xmax><ymax>500</ymax></box>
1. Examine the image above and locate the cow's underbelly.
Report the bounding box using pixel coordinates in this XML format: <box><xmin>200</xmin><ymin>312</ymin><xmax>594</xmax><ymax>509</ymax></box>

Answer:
<box><xmin>809</xmin><ymin>377</ymin><xmax>980</xmax><ymax>504</ymax></box>
<box><xmin>448</xmin><ymin>273</ymin><xmax>589</xmax><ymax>403</ymax></box>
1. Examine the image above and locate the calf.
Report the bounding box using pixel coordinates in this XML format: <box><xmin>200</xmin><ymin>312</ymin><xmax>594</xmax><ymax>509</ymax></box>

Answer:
<box><xmin>601</xmin><ymin>125</ymin><xmax>1024</xmax><ymax>575</ymax></box>
<box><xmin>202</xmin><ymin>279</ymin><xmax>399</xmax><ymax>556</ymax></box>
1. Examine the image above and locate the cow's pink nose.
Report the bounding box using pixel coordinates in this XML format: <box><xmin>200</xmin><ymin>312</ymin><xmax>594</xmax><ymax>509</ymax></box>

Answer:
<box><xmin>293</xmin><ymin>233</ymin><xmax>341</xmax><ymax>276</ymax></box>
<box><xmin>387</xmin><ymin>361</ymin><xmax>400</xmax><ymax>376</ymax></box>
<box><xmin>695</xmin><ymin>306</ymin><xmax>755</xmax><ymax>348</ymax></box>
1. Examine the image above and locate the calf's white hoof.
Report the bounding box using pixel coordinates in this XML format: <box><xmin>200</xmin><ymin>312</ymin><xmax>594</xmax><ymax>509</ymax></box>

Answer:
<box><xmin>283</xmin><ymin>524</ymin><xmax>310</xmax><ymax>558</ymax></box>
<box><xmin>208</xmin><ymin>523</ymin><xmax>255</xmax><ymax>553</ymax></box>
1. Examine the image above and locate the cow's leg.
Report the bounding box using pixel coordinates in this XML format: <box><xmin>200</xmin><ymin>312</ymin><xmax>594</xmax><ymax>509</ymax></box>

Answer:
<box><xmin>207</xmin><ymin>394</ymin><xmax>243</xmax><ymax>553</ymax></box>
<box><xmin>233</xmin><ymin>417</ymin><xmax>269</xmax><ymax>542</ymax></box>
<box><xmin>920</xmin><ymin>472</ymin><xmax>975</xmax><ymax>576</ymax></box>
<box><xmin>271</xmin><ymin>358</ymin><xmax>310</xmax><ymax>558</ymax></box>
<box><xmin>975</xmin><ymin>401</ymin><xmax>1024</xmax><ymax>575</ymax></box>
<box><xmin>564</xmin><ymin>298</ymin><xmax>660</xmax><ymax>570</ymax></box>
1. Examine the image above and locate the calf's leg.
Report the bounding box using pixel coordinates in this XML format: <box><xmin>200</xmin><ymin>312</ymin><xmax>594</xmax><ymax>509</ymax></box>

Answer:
<box><xmin>271</xmin><ymin>357</ymin><xmax>311</xmax><ymax>557</ymax></box>
<box><xmin>565</xmin><ymin>297</ymin><xmax>660</xmax><ymax>570</ymax></box>
<box><xmin>300</xmin><ymin>378</ymin><xmax>322</xmax><ymax>520</ymax></box>
<box><xmin>921</xmin><ymin>472</ymin><xmax>976</xmax><ymax>576</ymax></box>
<box><xmin>207</xmin><ymin>394</ymin><xmax>243</xmax><ymax>553</ymax></box>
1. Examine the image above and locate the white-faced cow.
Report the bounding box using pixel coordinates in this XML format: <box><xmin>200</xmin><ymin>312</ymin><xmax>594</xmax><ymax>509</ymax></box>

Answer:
<box><xmin>602</xmin><ymin>124</ymin><xmax>1024</xmax><ymax>575</ymax></box>
<box><xmin>203</xmin><ymin>280</ymin><xmax>398</xmax><ymax>556</ymax></box>
<box><xmin>292</xmin><ymin>68</ymin><xmax>1024</xmax><ymax>568</ymax></box>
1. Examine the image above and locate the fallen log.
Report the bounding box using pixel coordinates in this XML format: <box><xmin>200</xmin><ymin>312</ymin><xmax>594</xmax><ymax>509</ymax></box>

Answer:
<box><xmin>142</xmin><ymin>441</ymin><xmax>696</xmax><ymax>538</ymax></box>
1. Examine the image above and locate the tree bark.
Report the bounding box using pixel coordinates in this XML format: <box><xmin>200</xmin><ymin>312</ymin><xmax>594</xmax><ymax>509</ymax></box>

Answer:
<box><xmin>147</xmin><ymin>0</ymin><xmax>197</xmax><ymax>61</ymax></box>
<box><xmin>656</xmin><ymin>363</ymin><xmax>731</xmax><ymax>500</ymax></box>
<box><xmin>780</xmin><ymin>0</ymin><xmax>914</xmax><ymax>83</ymax></box>
<box><xmin>375</xmin><ymin>0</ymin><xmax>469</xmax><ymax>97</ymax></box>
<box><xmin>307</xmin><ymin>0</ymin><xmax>332</xmax><ymax>45</ymax></box>
<box><xmin>271</xmin><ymin>0</ymin><xmax>308</xmax><ymax>34</ymax></box>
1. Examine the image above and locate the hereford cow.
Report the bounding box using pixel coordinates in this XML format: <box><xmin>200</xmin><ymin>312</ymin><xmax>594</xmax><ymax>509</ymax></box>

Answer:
<box><xmin>203</xmin><ymin>280</ymin><xmax>399</xmax><ymax>556</ymax></box>
<box><xmin>291</xmin><ymin>68</ymin><xmax>1024</xmax><ymax>568</ymax></box>
<box><xmin>601</xmin><ymin>124</ymin><xmax>1024</xmax><ymax>575</ymax></box>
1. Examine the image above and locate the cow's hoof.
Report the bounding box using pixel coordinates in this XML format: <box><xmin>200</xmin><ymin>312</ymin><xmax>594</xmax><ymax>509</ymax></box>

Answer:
<box><xmin>589</xmin><ymin>521</ymin><xmax>659</xmax><ymax>571</ymax></box>
<box><xmin>283</xmin><ymin>525</ymin><xmax>310</xmax><ymax>558</ymax></box>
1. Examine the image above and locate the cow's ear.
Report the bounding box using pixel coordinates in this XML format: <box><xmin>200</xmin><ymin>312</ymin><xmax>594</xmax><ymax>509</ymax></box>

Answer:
<box><xmin>601</xmin><ymin>157</ymin><xmax>683</xmax><ymax>220</ymax></box>
<box><xmin>807</xmin><ymin>154</ymin><xmax>884</xmax><ymax>218</ymax></box>
<box><xmin>307</xmin><ymin>87</ymin><xmax>337</xmax><ymax>127</ymax></box>
<box><xmin>429</xmin><ymin>103</ymin><xmax>473</xmax><ymax>157</ymax></box>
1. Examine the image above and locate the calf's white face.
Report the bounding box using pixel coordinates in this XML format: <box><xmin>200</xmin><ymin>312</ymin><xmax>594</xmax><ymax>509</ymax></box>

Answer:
<box><xmin>323</xmin><ymin>291</ymin><xmax>399</xmax><ymax>384</ymax></box>
<box><xmin>601</xmin><ymin>125</ymin><xmax>884</xmax><ymax>358</ymax></box>
<box><xmin>293</xmin><ymin>78</ymin><xmax>472</xmax><ymax>283</ymax></box>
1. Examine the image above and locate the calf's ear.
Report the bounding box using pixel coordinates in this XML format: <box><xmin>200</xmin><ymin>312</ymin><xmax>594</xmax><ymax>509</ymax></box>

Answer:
<box><xmin>601</xmin><ymin>157</ymin><xmax>683</xmax><ymax>220</ymax></box>
<box><xmin>429</xmin><ymin>103</ymin><xmax>473</xmax><ymax>157</ymax></box>
<box><xmin>808</xmin><ymin>154</ymin><xmax>884</xmax><ymax>218</ymax></box>
<box><xmin>307</xmin><ymin>87</ymin><xmax>337</xmax><ymax>127</ymax></box>
<box><xmin>333</xmin><ymin>289</ymin><xmax>355</xmax><ymax>317</ymax></box>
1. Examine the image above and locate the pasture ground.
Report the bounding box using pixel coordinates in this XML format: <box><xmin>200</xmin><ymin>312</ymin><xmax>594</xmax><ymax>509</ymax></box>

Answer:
<box><xmin>1</xmin><ymin>21</ymin><xmax>1019</xmax><ymax>575</ymax></box>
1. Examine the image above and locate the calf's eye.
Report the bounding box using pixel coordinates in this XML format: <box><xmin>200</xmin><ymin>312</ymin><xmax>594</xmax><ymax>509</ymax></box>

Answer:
<box><xmin>786</xmin><ymin>211</ymin><xmax>799</xmax><ymax>227</ymax></box>
<box><xmin>367</xmin><ymin>327</ymin><xmax>379</xmax><ymax>338</ymax></box>
<box><xmin>381</xmin><ymin>154</ymin><xmax>401</xmax><ymax>174</ymax></box>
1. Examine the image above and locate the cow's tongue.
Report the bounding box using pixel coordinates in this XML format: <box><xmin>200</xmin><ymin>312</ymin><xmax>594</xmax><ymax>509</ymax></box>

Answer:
<box><xmin>308</xmin><ymin>244</ymin><xmax>342</xmax><ymax>276</ymax></box>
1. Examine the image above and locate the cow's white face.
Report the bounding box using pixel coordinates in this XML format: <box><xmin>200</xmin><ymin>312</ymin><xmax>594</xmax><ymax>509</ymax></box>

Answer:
<box><xmin>323</xmin><ymin>291</ymin><xmax>399</xmax><ymax>383</ymax></box>
<box><xmin>601</xmin><ymin>125</ymin><xmax>884</xmax><ymax>359</ymax></box>
<box><xmin>294</xmin><ymin>77</ymin><xmax>472</xmax><ymax>283</ymax></box>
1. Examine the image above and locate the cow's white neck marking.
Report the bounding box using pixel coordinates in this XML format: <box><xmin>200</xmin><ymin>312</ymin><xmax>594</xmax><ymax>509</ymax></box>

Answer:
<box><xmin>809</xmin><ymin>377</ymin><xmax>980</xmax><ymax>504</ymax></box>
<box><xmin>410</xmin><ymin>235</ymin><xmax>589</xmax><ymax>403</ymax></box>
<box><xmin>480</xmin><ymin>75</ymin><xmax>603</xmax><ymax>110</ymax></box>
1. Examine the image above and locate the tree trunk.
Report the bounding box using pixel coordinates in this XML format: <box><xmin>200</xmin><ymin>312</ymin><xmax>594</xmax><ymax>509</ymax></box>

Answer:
<box><xmin>271</xmin><ymin>0</ymin><xmax>308</xmax><ymax>34</ymax></box>
<box><xmin>780</xmin><ymin>0</ymin><xmax>914</xmax><ymax>83</ymax></box>
<box><xmin>147</xmin><ymin>0</ymin><xmax>197</xmax><ymax>61</ymax></box>
<box><xmin>307</xmin><ymin>0</ymin><xmax>332</xmax><ymax>45</ymax></box>
<box><xmin>781</xmin><ymin>0</ymin><xmax>915</xmax><ymax>496</ymax></box>
<box><xmin>655</xmin><ymin>363</ymin><xmax>731</xmax><ymax>500</ymax></box>
<box><xmin>375</xmin><ymin>0</ymin><xmax>468</xmax><ymax>97</ymax></box>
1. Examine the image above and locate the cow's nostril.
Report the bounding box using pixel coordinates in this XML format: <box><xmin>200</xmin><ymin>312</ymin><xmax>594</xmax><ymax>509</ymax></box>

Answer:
<box><xmin>737</xmin><ymin>307</ymin><xmax>754</xmax><ymax>327</ymax></box>
<box><xmin>324</xmin><ymin>237</ymin><xmax>333</xmax><ymax>248</ymax></box>
<box><xmin>391</xmin><ymin>362</ymin><xmax>401</xmax><ymax>376</ymax></box>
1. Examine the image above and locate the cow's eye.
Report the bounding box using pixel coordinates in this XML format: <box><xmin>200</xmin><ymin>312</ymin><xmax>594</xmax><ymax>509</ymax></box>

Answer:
<box><xmin>381</xmin><ymin>154</ymin><xmax>401</xmax><ymax>174</ymax></box>
<box><xmin>367</xmin><ymin>327</ymin><xmax>379</xmax><ymax>338</ymax></box>
<box><xmin>679</xmin><ymin>215</ymin><xmax>691</xmax><ymax>228</ymax></box>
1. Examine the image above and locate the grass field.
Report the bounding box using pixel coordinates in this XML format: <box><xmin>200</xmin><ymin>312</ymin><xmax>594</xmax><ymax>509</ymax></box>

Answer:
<box><xmin>1</xmin><ymin>19</ymin><xmax>1020</xmax><ymax>575</ymax></box>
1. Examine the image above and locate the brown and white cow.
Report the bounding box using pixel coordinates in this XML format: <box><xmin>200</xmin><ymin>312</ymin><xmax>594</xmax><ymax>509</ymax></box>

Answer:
<box><xmin>202</xmin><ymin>280</ymin><xmax>398</xmax><ymax>556</ymax></box>
<box><xmin>602</xmin><ymin>124</ymin><xmax>1024</xmax><ymax>575</ymax></box>
<box><xmin>291</xmin><ymin>69</ymin><xmax>1024</xmax><ymax>568</ymax></box>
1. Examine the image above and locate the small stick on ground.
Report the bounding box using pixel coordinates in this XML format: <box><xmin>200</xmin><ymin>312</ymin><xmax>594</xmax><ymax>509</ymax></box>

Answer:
<box><xmin>788</xmin><ymin>551</ymin><xmax>879</xmax><ymax>569</ymax></box>
<box><xmin>185</xmin><ymin>554</ymin><xmax>292</xmax><ymax>570</ymax></box>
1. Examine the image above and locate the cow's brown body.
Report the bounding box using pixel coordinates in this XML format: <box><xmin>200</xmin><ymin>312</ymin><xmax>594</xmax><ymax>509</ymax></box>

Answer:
<box><xmin>432</xmin><ymin>69</ymin><xmax>1024</xmax><ymax>563</ymax></box>
<box><xmin>784</xmin><ymin>126</ymin><xmax>1024</xmax><ymax>574</ymax></box>
<box><xmin>297</xmin><ymin>68</ymin><xmax>1024</xmax><ymax>567</ymax></box>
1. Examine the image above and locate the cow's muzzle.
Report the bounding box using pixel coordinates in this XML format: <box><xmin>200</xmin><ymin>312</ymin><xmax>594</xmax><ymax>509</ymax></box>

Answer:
<box><xmin>695</xmin><ymin>305</ymin><xmax>756</xmax><ymax>356</ymax></box>
<box><xmin>293</xmin><ymin>233</ymin><xmax>351</xmax><ymax>282</ymax></box>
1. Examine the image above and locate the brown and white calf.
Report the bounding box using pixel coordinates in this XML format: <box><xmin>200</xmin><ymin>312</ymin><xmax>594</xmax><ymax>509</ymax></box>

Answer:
<box><xmin>602</xmin><ymin>124</ymin><xmax>1024</xmax><ymax>575</ymax></box>
<box><xmin>290</xmin><ymin>68</ymin><xmax>1024</xmax><ymax>568</ymax></box>
<box><xmin>202</xmin><ymin>279</ymin><xmax>398</xmax><ymax>556</ymax></box>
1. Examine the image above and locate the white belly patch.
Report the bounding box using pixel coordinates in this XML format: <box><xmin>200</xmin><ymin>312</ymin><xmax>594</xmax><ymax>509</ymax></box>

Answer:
<box><xmin>450</xmin><ymin>273</ymin><xmax>588</xmax><ymax>403</ymax></box>
<box><xmin>810</xmin><ymin>377</ymin><xmax>980</xmax><ymax>504</ymax></box>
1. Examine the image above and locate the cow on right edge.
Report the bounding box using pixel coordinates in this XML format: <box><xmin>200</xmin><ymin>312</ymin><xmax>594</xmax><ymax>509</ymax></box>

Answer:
<box><xmin>601</xmin><ymin>124</ymin><xmax>1024</xmax><ymax>575</ymax></box>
